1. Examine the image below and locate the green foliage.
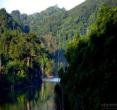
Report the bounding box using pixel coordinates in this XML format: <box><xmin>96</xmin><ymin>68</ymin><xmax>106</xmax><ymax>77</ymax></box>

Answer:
<box><xmin>0</xmin><ymin>9</ymin><xmax>55</xmax><ymax>85</ymax></box>
<box><xmin>61</xmin><ymin>6</ymin><xmax>117</xmax><ymax>110</ymax></box>
<box><xmin>66</xmin><ymin>35</ymin><xmax>80</xmax><ymax>63</ymax></box>
<box><xmin>38</xmin><ymin>52</ymin><xmax>54</xmax><ymax>76</ymax></box>
<box><xmin>9</xmin><ymin>0</ymin><xmax>117</xmax><ymax>51</ymax></box>
<box><xmin>5</xmin><ymin>60</ymin><xmax>26</xmax><ymax>84</ymax></box>
<box><xmin>8</xmin><ymin>0</ymin><xmax>117</xmax><ymax>73</ymax></box>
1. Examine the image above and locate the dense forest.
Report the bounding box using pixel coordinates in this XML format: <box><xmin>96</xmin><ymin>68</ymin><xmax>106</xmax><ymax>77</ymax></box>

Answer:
<box><xmin>0</xmin><ymin>0</ymin><xmax>117</xmax><ymax>109</ymax></box>
<box><xmin>10</xmin><ymin>0</ymin><xmax>117</xmax><ymax>48</ymax></box>
<box><xmin>60</xmin><ymin>5</ymin><xmax>117</xmax><ymax>110</ymax></box>
<box><xmin>9</xmin><ymin>0</ymin><xmax>117</xmax><ymax>72</ymax></box>
<box><xmin>0</xmin><ymin>9</ymin><xmax>54</xmax><ymax>87</ymax></box>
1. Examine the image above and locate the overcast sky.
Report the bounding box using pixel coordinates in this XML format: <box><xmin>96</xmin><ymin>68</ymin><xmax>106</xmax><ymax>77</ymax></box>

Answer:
<box><xmin>0</xmin><ymin>0</ymin><xmax>85</xmax><ymax>14</ymax></box>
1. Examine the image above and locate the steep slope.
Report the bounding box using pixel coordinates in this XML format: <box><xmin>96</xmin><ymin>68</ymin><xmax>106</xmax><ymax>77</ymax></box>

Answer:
<box><xmin>10</xmin><ymin>0</ymin><xmax>117</xmax><ymax>38</ymax></box>
<box><xmin>10</xmin><ymin>0</ymin><xmax>117</xmax><ymax>48</ymax></box>
<box><xmin>9</xmin><ymin>0</ymin><xmax>117</xmax><ymax>72</ymax></box>
<box><xmin>60</xmin><ymin>6</ymin><xmax>117</xmax><ymax>110</ymax></box>
<box><xmin>29</xmin><ymin>6</ymin><xmax>66</xmax><ymax>37</ymax></box>
<box><xmin>11</xmin><ymin>6</ymin><xmax>66</xmax><ymax>37</ymax></box>
<box><xmin>58</xmin><ymin>0</ymin><xmax>117</xmax><ymax>37</ymax></box>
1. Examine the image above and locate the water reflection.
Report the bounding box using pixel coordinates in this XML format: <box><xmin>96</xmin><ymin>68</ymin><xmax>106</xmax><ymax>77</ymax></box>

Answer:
<box><xmin>0</xmin><ymin>81</ymin><xmax>56</xmax><ymax>110</ymax></box>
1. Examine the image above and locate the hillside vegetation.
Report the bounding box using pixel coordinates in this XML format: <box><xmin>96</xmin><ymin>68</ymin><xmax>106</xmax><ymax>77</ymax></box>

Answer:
<box><xmin>0</xmin><ymin>8</ymin><xmax>54</xmax><ymax>87</ymax></box>
<box><xmin>60</xmin><ymin>6</ymin><xmax>117</xmax><ymax>110</ymax></box>
<box><xmin>8</xmin><ymin>0</ymin><xmax>117</xmax><ymax>74</ymax></box>
<box><xmin>0</xmin><ymin>2</ymin><xmax>117</xmax><ymax>109</ymax></box>
<box><xmin>10</xmin><ymin>0</ymin><xmax>117</xmax><ymax>49</ymax></box>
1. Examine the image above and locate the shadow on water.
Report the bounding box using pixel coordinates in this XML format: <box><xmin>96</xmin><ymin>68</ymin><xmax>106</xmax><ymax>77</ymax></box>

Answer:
<box><xmin>54</xmin><ymin>84</ymin><xmax>64</xmax><ymax>110</ymax></box>
<box><xmin>0</xmin><ymin>79</ymin><xmax>59</xmax><ymax>110</ymax></box>
<box><xmin>0</xmin><ymin>81</ymin><xmax>42</xmax><ymax>105</ymax></box>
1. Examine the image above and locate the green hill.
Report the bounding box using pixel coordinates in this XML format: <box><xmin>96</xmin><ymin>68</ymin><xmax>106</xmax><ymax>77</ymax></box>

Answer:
<box><xmin>8</xmin><ymin>0</ymin><xmax>117</xmax><ymax>73</ymax></box>
<box><xmin>14</xmin><ymin>0</ymin><xmax>117</xmax><ymax>48</ymax></box>
<box><xmin>0</xmin><ymin>0</ymin><xmax>117</xmax><ymax>77</ymax></box>
<box><xmin>10</xmin><ymin>0</ymin><xmax>117</xmax><ymax>50</ymax></box>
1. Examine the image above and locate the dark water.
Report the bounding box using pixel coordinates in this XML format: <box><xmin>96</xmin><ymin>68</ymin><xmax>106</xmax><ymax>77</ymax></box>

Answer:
<box><xmin>0</xmin><ymin>79</ymin><xmax>59</xmax><ymax>110</ymax></box>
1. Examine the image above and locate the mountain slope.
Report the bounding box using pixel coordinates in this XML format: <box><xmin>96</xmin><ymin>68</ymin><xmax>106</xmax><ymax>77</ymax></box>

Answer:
<box><xmin>9</xmin><ymin>0</ymin><xmax>117</xmax><ymax>71</ymax></box>
<box><xmin>58</xmin><ymin>0</ymin><xmax>117</xmax><ymax>38</ymax></box>
<box><xmin>11</xmin><ymin>6</ymin><xmax>66</xmax><ymax>37</ymax></box>
<box><xmin>10</xmin><ymin>0</ymin><xmax>117</xmax><ymax>44</ymax></box>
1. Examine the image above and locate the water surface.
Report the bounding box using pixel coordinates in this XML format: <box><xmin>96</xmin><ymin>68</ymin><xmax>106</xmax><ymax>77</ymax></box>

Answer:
<box><xmin>0</xmin><ymin>79</ymin><xmax>59</xmax><ymax>110</ymax></box>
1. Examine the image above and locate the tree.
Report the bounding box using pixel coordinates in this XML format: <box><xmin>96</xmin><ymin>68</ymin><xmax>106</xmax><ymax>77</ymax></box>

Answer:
<box><xmin>61</xmin><ymin>6</ymin><xmax>117</xmax><ymax>110</ymax></box>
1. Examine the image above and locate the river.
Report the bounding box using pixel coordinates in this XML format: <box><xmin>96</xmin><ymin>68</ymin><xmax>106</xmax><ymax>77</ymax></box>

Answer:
<box><xmin>0</xmin><ymin>78</ymin><xmax>60</xmax><ymax>110</ymax></box>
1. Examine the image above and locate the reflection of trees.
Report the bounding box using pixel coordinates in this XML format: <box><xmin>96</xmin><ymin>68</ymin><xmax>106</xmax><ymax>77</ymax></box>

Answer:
<box><xmin>42</xmin><ymin>82</ymin><xmax>55</xmax><ymax>100</ymax></box>
<box><xmin>0</xmin><ymin>82</ymin><xmax>56</xmax><ymax>110</ymax></box>
<box><xmin>38</xmin><ymin>82</ymin><xmax>55</xmax><ymax>110</ymax></box>
<box><xmin>26</xmin><ymin>101</ymin><xmax>32</xmax><ymax>110</ymax></box>
<box><xmin>41</xmin><ymin>82</ymin><xmax>46</xmax><ymax>101</ymax></box>
<box><xmin>24</xmin><ymin>85</ymin><xmax>41</xmax><ymax>110</ymax></box>
<box><xmin>0</xmin><ymin>82</ymin><xmax>41</xmax><ymax>109</ymax></box>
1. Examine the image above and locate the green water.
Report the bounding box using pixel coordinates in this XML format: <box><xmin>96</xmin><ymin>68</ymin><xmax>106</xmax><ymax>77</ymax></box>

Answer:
<box><xmin>0</xmin><ymin>82</ymin><xmax>56</xmax><ymax>110</ymax></box>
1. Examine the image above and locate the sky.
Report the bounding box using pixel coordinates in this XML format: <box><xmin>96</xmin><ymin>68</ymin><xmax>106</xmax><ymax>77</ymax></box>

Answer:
<box><xmin>0</xmin><ymin>0</ymin><xmax>85</xmax><ymax>14</ymax></box>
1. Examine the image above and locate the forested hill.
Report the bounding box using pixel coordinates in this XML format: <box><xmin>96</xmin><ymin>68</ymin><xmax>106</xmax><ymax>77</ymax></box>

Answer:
<box><xmin>0</xmin><ymin>8</ymin><xmax>56</xmax><ymax>86</ymax></box>
<box><xmin>1</xmin><ymin>0</ymin><xmax>117</xmax><ymax>77</ymax></box>
<box><xmin>60</xmin><ymin>6</ymin><xmax>117</xmax><ymax>110</ymax></box>
<box><xmin>7</xmin><ymin>0</ymin><xmax>117</xmax><ymax>75</ymax></box>
<box><xmin>11</xmin><ymin>6</ymin><xmax>66</xmax><ymax>38</ymax></box>
<box><xmin>10</xmin><ymin>0</ymin><xmax>117</xmax><ymax>43</ymax></box>
<box><xmin>0</xmin><ymin>0</ymin><xmax>117</xmax><ymax>109</ymax></box>
<box><xmin>0</xmin><ymin>0</ymin><xmax>117</xmax><ymax>79</ymax></box>
<box><xmin>60</xmin><ymin>0</ymin><xmax>117</xmax><ymax>37</ymax></box>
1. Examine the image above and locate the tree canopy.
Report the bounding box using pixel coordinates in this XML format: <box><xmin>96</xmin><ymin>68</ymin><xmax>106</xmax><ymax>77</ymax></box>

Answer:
<box><xmin>60</xmin><ymin>6</ymin><xmax>117</xmax><ymax>110</ymax></box>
